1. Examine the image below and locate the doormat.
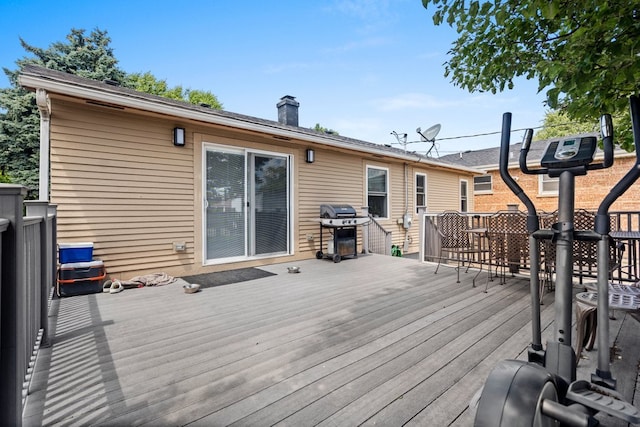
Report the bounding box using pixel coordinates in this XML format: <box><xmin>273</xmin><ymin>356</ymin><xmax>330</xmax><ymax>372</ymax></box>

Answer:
<box><xmin>180</xmin><ymin>267</ymin><xmax>276</xmax><ymax>289</ymax></box>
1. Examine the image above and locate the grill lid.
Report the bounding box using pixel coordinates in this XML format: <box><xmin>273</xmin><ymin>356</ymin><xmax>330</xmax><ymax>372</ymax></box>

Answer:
<box><xmin>320</xmin><ymin>204</ymin><xmax>357</xmax><ymax>218</ymax></box>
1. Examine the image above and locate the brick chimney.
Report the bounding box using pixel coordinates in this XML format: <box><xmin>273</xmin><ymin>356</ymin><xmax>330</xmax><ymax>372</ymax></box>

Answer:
<box><xmin>277</xmin><ymin>95</ymin><xmax>299</xmax><ymax>126</ymax></box>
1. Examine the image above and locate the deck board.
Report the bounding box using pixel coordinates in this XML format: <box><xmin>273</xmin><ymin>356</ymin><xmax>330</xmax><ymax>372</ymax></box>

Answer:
<box><xmin>22</xmin><ymin>254</ymin><xmax>639</xmax><ymax>426</ymax></box>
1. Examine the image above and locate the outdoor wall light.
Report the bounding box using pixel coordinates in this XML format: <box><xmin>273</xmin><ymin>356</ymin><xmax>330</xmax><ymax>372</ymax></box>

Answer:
<box><xmin>306</xmin><ymin>148</ymin><xmax>315</xmax><ymax>163</ymax></box>
<box><xmin>173</xmin><ymin>127</ymin><xmax>185</xmax><ymax>147</ymax></box>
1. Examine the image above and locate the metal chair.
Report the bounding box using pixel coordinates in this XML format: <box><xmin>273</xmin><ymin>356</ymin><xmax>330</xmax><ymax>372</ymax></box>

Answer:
<box><xmin>434</xmin><ymin>211</ymin><xmax>488</xmax><ymax>286</ymax></box>
<box><xmin>486</xmin><ymin>210</ymin><xmax>528</xmax><ymax>286</ymax></box>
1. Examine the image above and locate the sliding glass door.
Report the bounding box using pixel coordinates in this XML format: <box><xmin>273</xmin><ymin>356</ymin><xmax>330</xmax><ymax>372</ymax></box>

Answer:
<box><xmin>205</xmin><ymin>145</ymin><xmax>290</xmax><ymax>262</ymax></box>
<box><xmin>251</xmin><ymin>154</ymin><xmax>289</xmax><ymax>255</ymax></box>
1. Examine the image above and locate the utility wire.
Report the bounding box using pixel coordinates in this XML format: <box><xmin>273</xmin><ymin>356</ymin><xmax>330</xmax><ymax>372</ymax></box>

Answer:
<box><xmin>389</xmin><ymin>121</ymin><xmax>586</xmax><ymax>146</ymax></box>
<box><xmin>436</xmin><ymin>125</ymin><xmax>543</xmax><ymax>141</ymax></box>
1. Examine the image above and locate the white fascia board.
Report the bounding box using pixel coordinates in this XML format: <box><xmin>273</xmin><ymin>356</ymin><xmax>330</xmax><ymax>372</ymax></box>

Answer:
<box><xmin>19</xmin><ymin>73</ymin><xmax>480</xmax><ymax>175</ymax></box>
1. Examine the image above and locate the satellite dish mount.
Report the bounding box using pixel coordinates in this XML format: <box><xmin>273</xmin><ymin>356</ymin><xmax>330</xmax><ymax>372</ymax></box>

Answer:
<box><xmin>417</xmin><ymin>124</ymin><xmax>441</xmax><ymax>157</ymax></box>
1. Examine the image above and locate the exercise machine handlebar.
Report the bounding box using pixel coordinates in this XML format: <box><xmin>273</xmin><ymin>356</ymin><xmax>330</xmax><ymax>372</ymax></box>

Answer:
<box><xmin>595</xmin><ymin>96</ymin><xmax>640</xmax><ymax>234</ymax></box>
<box><xmin>499</xmin><ymin>113</ymin><xmax>539</xmax><ymax>233</ymax></box>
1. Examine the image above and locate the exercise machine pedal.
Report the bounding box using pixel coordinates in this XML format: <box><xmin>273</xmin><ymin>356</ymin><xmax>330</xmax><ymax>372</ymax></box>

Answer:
<box><xmin>566</xmin><ymin>380</ymin><xmax>640</xmax><ymax>424</ymax></box>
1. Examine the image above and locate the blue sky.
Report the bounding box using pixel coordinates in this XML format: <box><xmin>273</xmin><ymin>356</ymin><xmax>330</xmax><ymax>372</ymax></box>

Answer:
<box><xmin>0</xmin><ymin>0</ymin><xmax>549</xmax><ymax>155</ymax></box>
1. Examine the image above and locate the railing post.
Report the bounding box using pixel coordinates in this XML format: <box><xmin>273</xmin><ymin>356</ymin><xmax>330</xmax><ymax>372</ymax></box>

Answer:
<box><xmin>48</xmin><ymin>204</ymin><xmax>58</xmax><ymax>302</ymax></box>
<box><xmin>417</xmin><ymin>207</ymin><xmax>426</xmax><ymax>262</ymax></box>
<box><xmin>0</xmin><ymin>184</ymin><xmax>27</xmax><ymax>427</ymax></box>
<box><xmin>25</xmin><ymin>201</ymin><xmax>51</xmax><ymax>347</ymax></box>
<box><xmin>385</xmin><ymin>232</ymin><xmax>393</xmax><ymax>256</ymax></box>
<box><xmin>361</xmin><ymin>206</ymin><xmax>369</xmax><ymax>254</ymax></box>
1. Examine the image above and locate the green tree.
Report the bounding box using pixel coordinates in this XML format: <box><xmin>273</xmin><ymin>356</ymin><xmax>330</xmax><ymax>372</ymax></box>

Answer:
<box><xmin>187</xmin><ymin>89</ymin><xmax>223</xmax><ymax>109</ymax></box>
<box><xmin>0</xmin><ymin>28</ymin><xmax>125</xmax><ymax>196</ymax></box>
<box><xmin>126</xmin><ymin>72</ymin><xmax>222</xmax><ymax>108</ymax></box>
<box><xmin>17</xmin><ymin>28</ymin><xmax>127</xmax><ymax>82</ymax></box>
<box><xmin>534</xmin><ymin>109</ymin><xmax>628</xmax><ymax>144</ymax></box>
<box><xmin>1</xmin><ymin>28</ymin><xmax>223</xmax><ymax>197</ymax></box>
<box><xmin>312</xmin><ymin>123</ymin><xmax>339</xmax><ymax>135</ymax></box>
<box><xmin>421</xmin><ymin>0</ymin><xmax>640</xmax><ymax>150</ymax></box>
<box><xmin>534</xmin><ymin>110</ymin><xmax>596</xmax><ymax>141</ymax></box>
<box><xmin>126</xmin><ymin>71</ymin><xmax>183</xmax><ymax>99</ymax></box>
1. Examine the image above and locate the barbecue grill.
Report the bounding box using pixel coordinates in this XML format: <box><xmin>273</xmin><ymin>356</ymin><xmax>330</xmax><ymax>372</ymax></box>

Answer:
<box><xmin>316</xmin><ymin>204</ymin><xmax>370</xmax><ymax>262</ymax></box>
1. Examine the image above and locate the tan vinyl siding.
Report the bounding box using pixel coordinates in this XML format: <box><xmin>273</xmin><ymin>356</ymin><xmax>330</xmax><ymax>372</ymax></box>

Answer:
<box><xmin>48</xmin><ymin>97</ymin><xmax>475</xmax><ymax>276</ymax></box>
<box><xmin>297</xmin><ymin>149</ymin><xmax>366</xmax><ymax>256</ymax></box>
<box><xmin>51</xmin><ymin>99</ymin><xmax>195</xmax><ymax>278</ymax></box>
<box><xmin>424</xmin><ymin>169</ymin><xmax>473</xmax><ymax>213</ymax></box>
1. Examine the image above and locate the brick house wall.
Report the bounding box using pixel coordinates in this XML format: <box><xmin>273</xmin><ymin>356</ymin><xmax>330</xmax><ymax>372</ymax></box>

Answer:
<box><xmin>474</xmin><ymin>155</ymin><xmax>639</xmax><ymax>213</ymax></box>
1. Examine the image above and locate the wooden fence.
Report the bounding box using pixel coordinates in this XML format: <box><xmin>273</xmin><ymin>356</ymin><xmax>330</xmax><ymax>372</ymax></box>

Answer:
<box><xmin>0</xmin><ymin>185</ymin><xmax>57</xmax><ymax>427</ymax></box>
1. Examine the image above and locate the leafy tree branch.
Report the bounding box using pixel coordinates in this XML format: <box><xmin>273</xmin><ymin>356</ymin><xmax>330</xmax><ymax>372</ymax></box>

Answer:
<box><xmin>422</xmin><ymin>0</ymin><xmax>640</xmax><ymax>150</ymax></box>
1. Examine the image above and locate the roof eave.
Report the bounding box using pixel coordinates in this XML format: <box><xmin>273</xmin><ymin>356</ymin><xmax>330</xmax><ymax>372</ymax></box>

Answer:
<box><xmin>19</xmin><ymin>70</ymin><xmax>480</xmax><ymax>174</ymax></box>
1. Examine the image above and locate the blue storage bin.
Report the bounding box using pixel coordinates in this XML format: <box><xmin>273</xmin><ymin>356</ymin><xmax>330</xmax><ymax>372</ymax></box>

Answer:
<box><xmin>58</xmin><ymin>242</ymin><xmax>94</xmax><ymax>263</ymax></box>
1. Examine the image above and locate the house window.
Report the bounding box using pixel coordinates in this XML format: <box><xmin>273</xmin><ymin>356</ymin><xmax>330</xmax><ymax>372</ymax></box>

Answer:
<box><xmin>460</xmin><ymin>179</ymin><xmax>469</xmax><ymax>212</ymax></box>
<box><xmin>415</xmin><ymin>173</ymin><xmax>427</xmax><ymax>214</ymax></box>
<box><xmin>539</xmin><ymin>174</ymin><xmax>559</xmax><ymax>195</ymax></box>
<box><xmin>367</xmin><ymin>166</ymin><xmax>389</xmax><ymax>218</ymax></box>
<box><xmin>474</xmin><ymin>175</ymin><xmax>492</xmax><ymax>193</ymax></box>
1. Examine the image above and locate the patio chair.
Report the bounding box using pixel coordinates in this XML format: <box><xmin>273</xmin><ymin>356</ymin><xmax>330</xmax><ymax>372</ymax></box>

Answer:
<box><xmin>486</xmin><ymin>210</ymin><xmax>528</xmax><ymax>286</ymax></box>
<box><xmin>434</xmin><ymin>211</ymin><xmax>488</xmax><ymax>286</ymax></box>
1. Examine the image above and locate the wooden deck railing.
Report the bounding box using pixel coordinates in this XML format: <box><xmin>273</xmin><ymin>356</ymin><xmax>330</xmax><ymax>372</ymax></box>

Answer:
<box><xmin>0</xmin><ymin>185</ymin><xmax>57</xmax><ymax>426</ymax></box>
<box><xmin>365</xmin><ymin>215</ymin><xmax>393</xmax><ymax>256</ymax></box>
<box><xmin>420</xmin><ymin>210</ymin><xmax>640</xmax><ymax>284</ymax></box>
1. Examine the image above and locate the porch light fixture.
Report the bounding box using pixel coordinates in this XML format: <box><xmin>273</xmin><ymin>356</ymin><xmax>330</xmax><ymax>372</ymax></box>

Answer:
<box><xmin>306</xmin><ymin>148</ymin><xmax>315</xmax><ymax>163</ymax></box>
<box><xmin>173</xmin><ymin>127</ymin><xmax>185</xmax><ymax>147</ymax></box>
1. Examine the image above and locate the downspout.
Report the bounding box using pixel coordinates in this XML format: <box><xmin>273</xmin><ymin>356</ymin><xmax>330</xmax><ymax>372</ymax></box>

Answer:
<box><xmin>404</xmin><ymin>163</ymin><xmax>410</xmax><ymax>253</ymax></box>
<box><xmin>36</xmin><ymin>88</ymin><xmax>51</xmax><ymax>201</ymax></box>
<box><xmin>404</xmin><ymin>163</ymin><xmax>408</xmax><ymax>215</ymax></box>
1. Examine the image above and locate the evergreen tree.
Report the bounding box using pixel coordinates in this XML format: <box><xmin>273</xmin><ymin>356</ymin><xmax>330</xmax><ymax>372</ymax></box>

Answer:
<box><xmin>0</xmin><ymin>28</ymin><xmax>223</xmax><ymax>197</ymax></box>
<box><xmin>0</xmin><ymin>28</ymin><xmax>126</xmax><ymax>197</ymax></box>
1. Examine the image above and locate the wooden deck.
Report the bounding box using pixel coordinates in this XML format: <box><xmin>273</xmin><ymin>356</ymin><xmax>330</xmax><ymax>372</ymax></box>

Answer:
<box><xmin>23</xmin><ymin>254</ymin><xmax>639</xmax><ymax>426</ymax></box>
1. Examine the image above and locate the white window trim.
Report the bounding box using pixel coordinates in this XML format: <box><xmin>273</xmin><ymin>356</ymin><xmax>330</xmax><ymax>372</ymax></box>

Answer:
<box><xmin>473</xmin><ymin>174</ymin><xmax>493</xmax><ymax>194</ymax></box>
<box><xmin>460</xmin><ymin>178</ymin><xmax>469</xmax><ymax>212</ymax></box>
<box><xmin>366</xmin><ymin>165</ymin><xmax>390</xmax><ymax>219</ymax></box>
<box><xmin>538</xmin><ymin>174</ymin><xmax>559</xmax><ymax>196</ymax></box>
<box><xmin>415</xmin><ymin>172</ymin><xmax>427</xmax><ymax>213</ymax></box>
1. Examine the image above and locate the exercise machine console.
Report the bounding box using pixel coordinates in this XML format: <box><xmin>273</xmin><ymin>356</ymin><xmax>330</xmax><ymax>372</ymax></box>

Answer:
<box><xmin>540</xmin><ymin>136</ymin><xmax>597</xmax><ymax>169</ymax></box>
<box><xmin>474</xmin><ymin>96</ymin><xmax>640</xmax><ymax>426</ymax></box>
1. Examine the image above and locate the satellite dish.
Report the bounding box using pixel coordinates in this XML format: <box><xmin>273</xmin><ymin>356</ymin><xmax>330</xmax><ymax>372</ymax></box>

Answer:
<box><xmin>417</xmin><ymin>124</ymin><xmax>441</xmax><ymax>141</ymax></box>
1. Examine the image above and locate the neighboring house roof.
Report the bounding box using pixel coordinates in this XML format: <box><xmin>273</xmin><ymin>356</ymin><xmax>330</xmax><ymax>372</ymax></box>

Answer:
<box><xmin>436</xmin><ymin>132</ymin><xmax>632</xmax><ymax>171</ymax></box>
<box><xmin>18</xmin><ymin>65</ymin><xmax>480</xmax><ymax>175</ymax></box>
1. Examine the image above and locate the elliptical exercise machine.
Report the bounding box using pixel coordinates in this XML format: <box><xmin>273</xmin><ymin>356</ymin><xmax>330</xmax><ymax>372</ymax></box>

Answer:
<box><xmin>474</xmin><ymin>96</ymin><xmax>640</xmax><ymax>426</ymax></box>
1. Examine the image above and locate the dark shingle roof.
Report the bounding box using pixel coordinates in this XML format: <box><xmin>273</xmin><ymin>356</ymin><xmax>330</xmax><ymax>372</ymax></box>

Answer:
<box><xmin>437</xmin><ymin>133</ymin><xmax>600</xmax><ymax>170</ymax></box>
<box><xmin>19</xmin><ymin>65</ymin><xmax>482</xmax><ymax>173</ymax></box>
